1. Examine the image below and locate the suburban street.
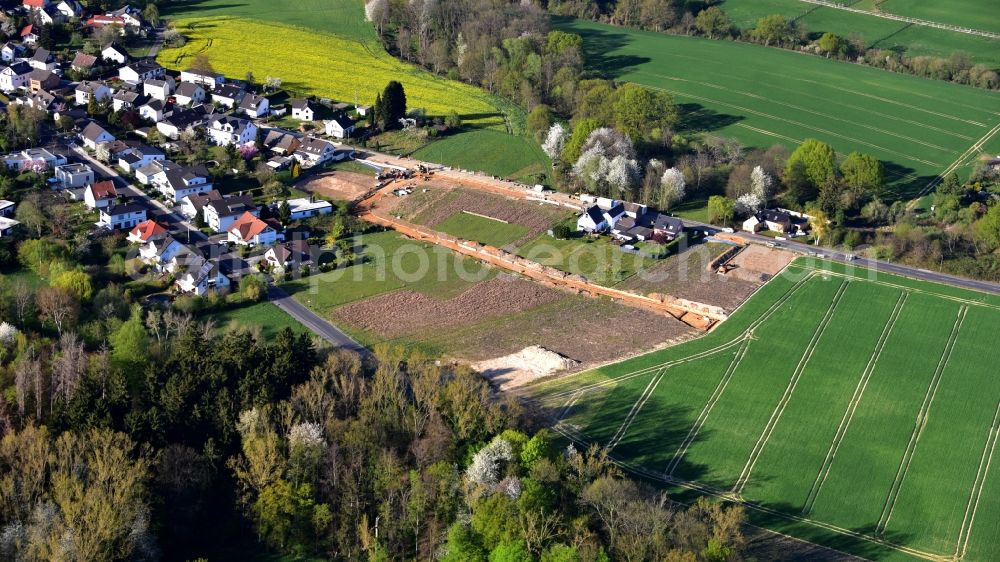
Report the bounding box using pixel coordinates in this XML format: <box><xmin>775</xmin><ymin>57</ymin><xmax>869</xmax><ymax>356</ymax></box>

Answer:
<box><xmin>266</xmin><ymin>285</ymin><xmax>368</xmax><ymax>355</ymax></box>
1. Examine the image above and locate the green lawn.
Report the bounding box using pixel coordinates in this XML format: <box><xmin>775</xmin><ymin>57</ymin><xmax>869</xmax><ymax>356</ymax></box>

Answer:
<box><xmin>211</xmin><ymin>301</ymin><xmax>310</xmax><ymax>340</ymax></box>
<box><xmin>515</xmin><ymin>230</ymin><xmax>655</xmax><ymax>286</ymax></box>
<box><xmin>528</xmin><ymin>259</ymin><xmax>1000</xmax><ymax>561</ymax></box>
<box><xmin>557</xmin><ymin>16</ymin><xmax>1000</xmax><ymax>199</ymax></box>
<box><xmin>412</xmin><ymin>129</ymin><xmax>554</xmax><ymax>185</ymax></box>
<box><xmin>163</xmin><ymin>0</ymin><xmax>377</xmax><ymax>42</ymax></box>
<box><xmin>719</xmin><ymin>0</ymin><xmax>1000</xmax><ymax>65</ymax></box>
<box><xmin>282</xmin><ymin>230</ymin><xmax>492</xmax><ymax>312</ymax></box>
<box><xmin>435</xmin><ymin>212</ymin><xmax>530</xmax><ymax>248</ymax></box>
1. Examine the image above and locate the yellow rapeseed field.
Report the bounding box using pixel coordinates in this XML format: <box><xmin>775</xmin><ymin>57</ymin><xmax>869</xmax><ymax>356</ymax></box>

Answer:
<box><xmin>157</xmin><ymin>17</ymin><xmax>506</xmax><ymax>127</ymax></box>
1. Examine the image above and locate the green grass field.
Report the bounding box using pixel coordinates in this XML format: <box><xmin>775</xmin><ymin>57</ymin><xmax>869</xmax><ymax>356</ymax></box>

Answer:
<box><xmin>516</xmin><ymin>230</ymin><xmax>655</xmax><ymax>286</ymax></box>
<box><xmin>212</xmin><ymin>301</ymin><xmax>310</xmax><ymax>340</ymax></box>
<box><xmin>529</xmin><ymin>259</ymin><xmax>1000</xmax><ymax>560</ymax></box>
<box><xmin>719</xmin><ymin>0</ymin><xmax>1000</xmax><ymax>65</ymax></box>
<box><xmin>411</xmin><ymin>129</ymin><xmax>553</xmax><ymax>185</ymax></box>
<box><xmin>860</xmin><ymin>0</ymin><xmax>1000</xmax><ymax>34</ymax></box>
<box><xmin>435</xmin><ymin>212</ymin><xmax>531</xmax><ymax>248</ymax></box>
<box><xmin>557</xmin><ymin>16</ymin><xmax>1000</xmax><ymax>200</ymax></box>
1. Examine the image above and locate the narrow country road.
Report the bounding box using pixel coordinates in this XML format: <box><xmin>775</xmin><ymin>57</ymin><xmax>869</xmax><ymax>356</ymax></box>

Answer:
<box><xmin>267</xmin><ymin>285</ymin><xmax>369</xmax><ymax>355</ymax></box>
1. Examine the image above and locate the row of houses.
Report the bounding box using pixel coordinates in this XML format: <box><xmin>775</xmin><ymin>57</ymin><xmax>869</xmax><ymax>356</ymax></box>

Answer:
<box><xmin>576</xmin><ymin>197</ymin><xmax>685</xmax><ymax>243</ymax></box>
<box><xmin>20</xmin><ymin>1</ymin><xmax>149</xmax><ymax>34</ymax></box>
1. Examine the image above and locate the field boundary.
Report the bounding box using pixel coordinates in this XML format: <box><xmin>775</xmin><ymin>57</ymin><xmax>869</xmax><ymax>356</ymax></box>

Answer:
<box><xmin>732</xmin><ymin>280</ymin><xmax>850</xmax><ymax>495</ymax></box>
<box><xmin>876</xmin><ymin>306</ymin><xmax>968</xmax><ymax>535</ymax></box>
<box><xmin>802</xmin><ymin>290</ymin><xmax>909</xmax><ymax>514</ymax></box>
<box><xmin>919</xmin><ymin>120</ymin><xmax>1000</xmax><ymax>196</ymax></box>
<box><xmin>797</xmin><ymin>0</ymin><xmax>1000</xmax><ymax>38</ymax></box>
<box><xmin>553</xmin><ymin>423</ymin><xmax>950</xmax><ymax>562</ymax></box>
<box><xmin>546</xmin><ymin>270</ymin><xmax>817</xmax><ymax>400</ymax></box>
<box><xmin>954</xmin><ymin>399</ymin><xmax>1000</xmax><ymax>559</ymax></box>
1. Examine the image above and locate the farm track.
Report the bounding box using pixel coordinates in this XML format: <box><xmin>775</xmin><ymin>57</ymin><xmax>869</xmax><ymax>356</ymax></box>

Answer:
<box><xmin>875</xmin><ymin>306</ymin><xmax>968</xmax><ymax>536</ymax></box>
<box><xmin>796</xmin><ymin>0</ymin><xmax>1000</xmax><ymax>38</ymax></box>
<box><xmin>955</xmin><ymin>400</ymin><xmax>1000</xmax><ymax>559</ymax></box>
<box><xmin>732</xmin><ymin>280</ymin><xmax>850</xmax><ymax>495</ymax></box>
<box><xmin>606</xmin><ymin>372</ymin><xmax>665</xmax><ymax>451</ymax></box>
<box><xmin>801</xmin><ymin>290</ymin><xmax>909</xmax><ymax>514</ymax></box>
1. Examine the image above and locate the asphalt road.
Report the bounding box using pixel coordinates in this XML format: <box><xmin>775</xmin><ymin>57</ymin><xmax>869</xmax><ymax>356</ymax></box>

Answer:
<box><xmin>267</xmin><ymin>285</ymin><xmax>368</xmax><ymax>355</ymax></box>
<box><xmin>683</xmin><ymin>217</ymin><xmax>1000</xmax><ymax>296</ymax></box>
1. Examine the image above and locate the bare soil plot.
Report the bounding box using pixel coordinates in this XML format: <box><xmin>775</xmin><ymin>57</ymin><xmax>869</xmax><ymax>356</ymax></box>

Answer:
<box><xmin>386</xmin><ymin>183</ymin><xmax>570</xmax><ymax>244</ymax></box>
<box><xmin>726</xmin><ymin>245</ymin><xmax>796</xmax><ymax>283</ymax></box>
<box><xmin>621</xmin><ymin>243</ymin><xmax>760</xmax><ymax>312</ymax></box>
<box><xmin>331</xmin><ymin>275</ymin><xmax>564</xmax><ymax>338</ymax></box>
<box><xmin>474</xmin><ymin>346</ymin><xmax>580</xmax><ymax>391</ymax></box>
<box><xmin>295</xmin><ymin>171</ymin><xmax>375</xmax><ymax>202</ymax></box>
<box><xmin>429</xmin><ymin>296</ymin><xmax>695</xmax><ymax>364</ymax></box>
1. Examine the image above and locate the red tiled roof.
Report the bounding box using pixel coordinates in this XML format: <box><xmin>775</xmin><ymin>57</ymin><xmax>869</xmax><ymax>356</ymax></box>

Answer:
<box><xmin>228</xmin><ymin>211</ymin><xmax>271</xmax><ymax>240</ymax></box>
<box><xmin>23</xmin><ymin>0</ymin><xmax>45</xmax><ymax>8</ymax></box>
<box><xmin>20</xmin><ymin>25</ymin><xmax>34</xmax><ymax>37</ymax></box>
<box><xmin>89</xmin><ymin>180</ymin><xmax>117</xmax><ymax>200</ymax></box>
<box><xmin>129</xmin><ymin>220</ymin><xmax>167</xmax><ymax>242</ymax></box>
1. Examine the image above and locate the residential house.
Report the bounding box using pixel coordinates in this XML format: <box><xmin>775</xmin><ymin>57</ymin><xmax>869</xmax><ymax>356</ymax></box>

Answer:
<box><xmin>98</xmin><ymin>201</ymin><xmax>146</xmax><ymax>230</ymax></box>
<box><xmin>70</xmin><ymin>52</ymin><xmax>97</xmax><ymax>74</ymax></box>
<box><xmin>22</xmin><ymin>0</ymin><xmax>51</xmax><ymax>10</ymax></box>
<box><xmin>204</xmin><ymin>194</ymin><xmax>257</xmax><ymax>233</ymax></box>
<box><xmin>0</xmin><ymin>216</ymin><xmax>20</xmax><ymax>237</ymax></box>
<box><xmin>175</xmin><ymin>256</ymin><xmax>231</xmax><ymax>296</ymax></box>
<box><xmin>264</xmin><ymin>239</ymin><xmax>312</xmax><ymax>269</ymax></box>
<box><xmin>623</xmin><ymin>202</ymin><xmax>647</xmax><ymax>219</ymax></box>
<box><xmin>266</xmin><ymin>155</ymin><xmax>292</xmax><ymax>170</ymax></box>
<box><xmin>282</xmin><ymin>197</ymin><xmax>333</xmax><ymax>220</ymax></box>
<box><xmin>0</xmin><ymin>199</ymin><xmax>15</xmax><ymax>217</ymax></box>
<box><xmin>238</xmin><ymin>93</ymin><xmax>269</xmax><ymax>118</ymax></box>
<box><xmin>324</xmin><ymin>115</ymin><xmax>355</xmax><ymax>139</ymax></box>
<box><xmin>118</xmin><ymin>143</ymin><xmax>164</xmax><ymax>174</ymax></box>
<box><xmin>227</xmin><ymin>211</ymin><xmax>279</xmax><ymax>246</ymax></box>
<box><xmin>28</xmin><ymin>48</ymin><xmax>56</xmax><ymax>71</ymax></box>
<box><xmin>294</xmin><ymin>137</ymin><xmax>340</xmax><ymax>165</ymax></box>
<box><xmin>355</xmin><ymin>105</ymin><xmax>370</xmax><ymax>117</ymax></box>
<box><xmin>138</xmin><ymin>98</ymin><xmax>166</xmax><ymax>122</ymax></box>
<box><xmin>16</xmin><ymin>89</ymin><xmax>58</xmax><ymax>112</ymax></box>
<box><xmin>112</xmin><ymin>89</ymin><xmax>144</xmax><ymax>112</ymax></box>
<box><xmin>649</xmin><ymin>214</ymin><xmax>684</xmax><ymax>241</ymax></box>
<box><xmin>262</xmin><ymin>129</ymin><xmax>301</xmax><ymax>155</ymax></box>
<box><xmin>156</xmin><ymin>107</ymin><xmax>209</xmax><ymax>139</ymax></box>
<box><xmin>2</xmin><ymin>43</ymin><xmax>25</xmax><ymax>63</ymax></box>
<box><xmin>207</xmin><ymin>115</ymin><xmax>256</xmax><ymax>147</ymax></box>
<box><xmin>179</xmin><ymin>189</ymin><xmax>222</xmax><ymax>219</ymax></box>
<box><xmin>290</xmin><ymin>99</ymin><xmax>314</xmax><ymax>121</ymax></box>
<box><xmin>174</xmin><ymin>81</ymin><xmax>205</xmax><ymax>106</ymax></box>
<box><xmin>2</xmin><ymin>147</ymin><xmax>66</xmax><ymax>171</ymax></box>
<box><xmin>143</xmin><ymin>78</ymin><xmax>173</xmax><ymax>101</ymax></box>
<box><xmin>0</xmin><ymin>62</ymin><xmax>32</xmax><ymax>92</ymax></box>
<box><xmin>53</xmin><ymin>162</ymin><xmax>94</xmax><ymax>188</ymax></box>
<box><xmin>119</xmin><ymin>60</ymin><xmax>163</xmax><ymax>84</ymax></box>
<box><xmin>211</xmin><ymin>84</ymin><xmax>245</xmax><ymax>108</ymax></box>
<box><xmin>135</xmin><ymin>159</ymin><xmax>181</xmax><ymax>185</ymax></box>
<box><xmin>52</xmin><ymin>106</ymin><xmax>86</xmax><ymax>123</ymax></box>
<box><xmin>179</xmin><ymin>68</ymin><xmax>223</xmax><ymax>89</ymax></box>
<box><xmin>577</xmin><ymin>202</ymin><xmax>624</xmax><ymax>233</ymax></box>
<box><xmin>127</xmin><ymin>219</ymin><xmax>168</xmax><ymax>244</ymax></box>
<box><xmin>83</xmin><ymin>180</ymin><xmax>117</xmax><ymax>209</ymax></box>
<box><xmin>108</xmin><ymin>5</ymin><xmax>144</xmax><ymax>29</ymax></box>
<box><xmin>80</xmin><ymin>121</ymin><xmax>115</xmax><ymax>149</ymax></box>
<box><xmin>138</xmin><ymin>235</ymin><xmax>184</xmax><ymax>269</ymax></box>
<box><xmin>743</xmin><ymin>208</ymin><xmax>812</xmax><ymax>235</ymax></box>
<box><xmin>101</xmin><ymin>43</ymin><xmax>129</xmax><ymax>64</ymax></box>
<box><xmin>55</xmin><ymin>0</ymin><xmax>82</xmax><ymax>18</ymax></box>
<box><xmin>75</xmin><ymin>80</ymin><xmax>110</xmax><ymax>105</ymax></box>
<box><xmin>86</xmin><ymin>14</ymin><xmax>124</xmax><ymax>30</ymax></box>
<box><xmin>27</xmin><ymin>69</ymin><xmax>58</xmax><ymax>92</ymax></box>
<box><xmin>156</xmin><ymin>165</ymin><xmax>213</xmax><ymax>202</ymax></box>
<box><xmin>21</xmin><ymin>25</ymin><xmax>38</xmax><ymax>46</ymax></box>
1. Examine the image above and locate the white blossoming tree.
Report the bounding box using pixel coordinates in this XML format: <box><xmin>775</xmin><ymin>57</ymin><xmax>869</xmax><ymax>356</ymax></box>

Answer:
<box><xmin>0</xmin><ymin>322</ymin><xmax>17</xmax><ymax>347</ymax></box>
<box><xmin>573</xmin><ymin>128</ymin><xmax>641</xmax><ymax>196</ymax></box>
<box><xmin>658</xmin><ymin>167</ymin><xmax>686</xmax><ymax>210</ymax></box>
<box><xmin>735</xmin><ymin>192</ymin><xmax>764</xmax><ymax>216</ymax></box>
<box><xmin>750</xmin><ymin>165</ymin><xmax>773</xmax><ymax>201</ymax></box>
<box><xmin>541</xmin><ymin>123</ymin><xmax>567</xmax><ymax>160</ymax></box>
<box><xmin>465</xmin><ymin>437</ymin><xmax>513</xmax><ymax>489</ymax></box>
